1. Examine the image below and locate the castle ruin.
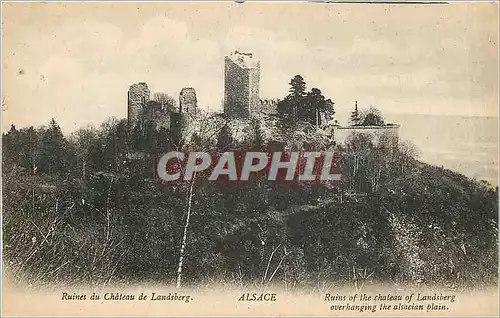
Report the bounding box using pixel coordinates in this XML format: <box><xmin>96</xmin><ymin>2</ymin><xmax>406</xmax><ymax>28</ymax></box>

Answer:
<box><xmin>224</xmin><ymin>51</ymin><xmax>260</xmax><ymax>119</ymax></box>
<box><xmin>127</xmin><ymin>82</ymin><xmax>150</xmax><ymax>128</ymax></box>
<box><xmin>179</xmin><ymin>88</ymin><xmax>198</xmax><ymax>117</ymax></box>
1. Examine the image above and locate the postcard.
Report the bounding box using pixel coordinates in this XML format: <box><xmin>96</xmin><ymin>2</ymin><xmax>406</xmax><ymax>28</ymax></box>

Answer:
<box><xmin>2</xmin><ymin>1</ymin><xmax>498</xmax><ymax>316</ymax></box>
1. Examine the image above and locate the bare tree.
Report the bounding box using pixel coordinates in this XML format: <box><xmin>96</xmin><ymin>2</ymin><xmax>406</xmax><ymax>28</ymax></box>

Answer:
<box><xmin>99</xmin><ymin>117</ymin><xmax>120</xmax><ymax>136</ymax></box>
<box><xmin>69</xmin><ymin>126</ymin><xmax>97</xmax><ymax>178</ymax></box>
<box><xmin>152</xmin><ymin>92</ymin><xmax>176</xmax><ymax>112</ymax></box>
<box><xmin>398</xmin><ymin>140</ymin><xmax>420</xmax><ymax>173</ymax></box>
<box><xmin>174</xmin><ymin>113</ymin><xmax>225</xmax><ymax>289</ymax></box>
<box><xmin>176</xmin><ymin>169</ymin><xmax>196</xmax><ymax>289</ymax></box>
<box><xmin>345</xmin><ymin>132</ymin><xmax>374</xmax><ymax>192</ymax></box>
<box><xmin>359</xmin><ymin>106</ymin><xmax>385</xmax><ymax>126</ymax></box>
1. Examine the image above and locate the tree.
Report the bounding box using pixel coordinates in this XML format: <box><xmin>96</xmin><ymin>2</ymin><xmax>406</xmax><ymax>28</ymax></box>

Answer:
<box><xmin>289</xmin><ymin>75</ymin><xmax>306</xmax><ymax>122</ymax></box>
<box><xmin>69</xmin><ymin>126</ymin><xmax>98</xmax><ymax>178</ymax></box>
<box><xmin>38</xmin><ymin>118</ymin><xmax>69</xmax><ymax>176</ymax></box>
<box><xmin>398</xmin><ymin>140</ymin><xmax>420</xmax><ymax>174</ymax></box>
<box><xmin>7</xmin><ymin>124</ymin><xmax>17</xmax><ymax>134</ymax></box>
<box><xmin>287</xmin><ymin>75</ymin><xmax>307</xmax><ymax>122</ymax></box>
<box><xmin>156</xmin><ymin>127</ymin><xmax>172</xmax><ymax>152</ymax></box>
<box><xmin>343</xmin><ymin>132</ymin><xmax>375</xmax><ymax>192</ymax></box>
<box><xmin>324</xmin><ymin>98</ymin><xmax>336</xmax><ymax>123</ymax></box>
<box><xmin>20</xmin><ymin>127</ymin><xmax>40</xmax><ymax>174</ymax></box>
<box><xmin>360</xmin><ymin>106</ymin><xmax>385</xmax><ymax>126</ymax></box>
<box><xmin>87</xmin><ymin>137</ymin><xmax>105</xmax><ymax>172</ymax></box>
<box><xmin>2</xmin><ymin>125</ymin><xmax>20</xmax><ymax>167</ymax></box>
<box><xmin>305</xmin><ymin>88</ymin><xmax>328</xmax><ymax>127</ymax></box>
<box><xmin>349</xmin><ymin>101</ymin><xmax>362</xmax><ymax>126</ymax></box>
<box><xmin>278</xmin><ymin>76</ymin><xmax>335</xmax><ymax>127</ymax></box>
<box><xmin>96</xmin><ymin>117</ymin><xmax>129</xmax><ymax>173</ymax></box>
<box><xmin>277</xmin><ymin>97</ymin><xmax>294</xmax><ymax>123</ymax></box>
<box><xmin>216</xmin><ymin>125</ymin><xmax>233</xmax><ymax>151</ymax></box>
<box><xmin>152</xmin><ymin>92</ymin><xmax>177</xmax><ymax>112</ymax></box>
<box><xmin>289</xmin><ymin>75</ymin><xmax>306</xmax><ymax>97</ymax></box>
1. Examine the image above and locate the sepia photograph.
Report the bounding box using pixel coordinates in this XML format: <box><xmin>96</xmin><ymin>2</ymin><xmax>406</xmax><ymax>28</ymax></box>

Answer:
<box><xmin>1</xmin><ymin>1</ymin><xmax>499</xmax><ymax>316</ymax></box>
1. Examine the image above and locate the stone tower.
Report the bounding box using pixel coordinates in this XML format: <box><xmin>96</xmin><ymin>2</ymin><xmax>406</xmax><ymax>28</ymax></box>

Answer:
<box><xmin>127</xmin><ymin>82</ymin><xmax>150</xmax><ymax>128</ymax></box>
<box><xmin>224</xmin><ymin>51</ymin><xmax>260</xmax><ymax>119</ymax></box>
<box><xmin>179</xmin><ymin>87</ymin><xmax>197</xmax><ymax>117</ymax></box>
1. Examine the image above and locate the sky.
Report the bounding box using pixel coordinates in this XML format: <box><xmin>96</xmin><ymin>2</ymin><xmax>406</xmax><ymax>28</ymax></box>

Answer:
<box><xmin>2</xmin><ymin>2</ymin><xmax>498</xmax><ymax>134</ymax></box>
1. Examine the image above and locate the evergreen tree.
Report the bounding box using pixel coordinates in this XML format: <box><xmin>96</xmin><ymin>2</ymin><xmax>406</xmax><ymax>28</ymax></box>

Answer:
<box><xmin>305</xmin><ymin>88</ymin><xmax>326</xmax><ymax>126</ymax></box>
<box><xmin>278</xmin><ymin>75</ymin><xmax>308</xmax><ymax>123</ymax></box>
<box><xmin>350</xmin><ymin>101</ymin><xmax>361</xmax><ymax>126</ymax></box>
<box><xmin>38</xmin><ymin>118</ymin><xmax>68</xmax><ymax>176</ymax></box>
<box><xmin>7</xmin><ymin>124</ymin><xmax>17</xmax><ymax>135</ymax></box>
<box><xmin>324</xmin><ymin>98</ymin><xmax>336</xmax><ymax>122</ymax></box>
<box><xmin>289</xmin><ymin>75</ymin><xmax>306</xmax><ymax>97</ymax></box>
<box><xmin>278</xmin><ymin>76</ymin><xmax>335</xmax><ymax>127</ymax></box>
<box><xmin>2</xmin><ymin>125</ymin><xmax>20</xmax><ymax>167</ymax></box>
<box><xmin>290</xmin><ymin>75</ymin><xmax>307</xmax><ymax>122</ymax></box>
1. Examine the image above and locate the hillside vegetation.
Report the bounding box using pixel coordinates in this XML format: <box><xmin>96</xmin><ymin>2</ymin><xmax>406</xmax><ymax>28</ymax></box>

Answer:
<box><xmin>2</xmin><ymin>113</ymin><xmax>497</xmax><ymax>290</ymax></box>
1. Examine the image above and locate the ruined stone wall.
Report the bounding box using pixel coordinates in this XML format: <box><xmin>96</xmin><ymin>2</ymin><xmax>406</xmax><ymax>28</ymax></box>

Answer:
<box><xmin>224</xmin><ymin>57</ymin><xmax>250</xmax><ymax>118</ymax></box>
<box><xmin>128</xmin><ymin>82</ymin><xmax>150</xmax><ymax>128</ymax></box>
<box><xmin>259</xmin><ymin>99</ymin><xmax>278</xmax><ymax>115</ymax></box>
<box><xmin>141</xmin><ymin>101</ymin><xmax>170</xmax><ymax>131</ymax></box>
<box><xmin>179</xmin><ymin>87</ymin><xmax>198</xmax><ymax>117</ymax></box>
<box><xmin>248</xmin><ymin>63</ymin><xmax>260</xmax><ymax>117</ymax></box>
